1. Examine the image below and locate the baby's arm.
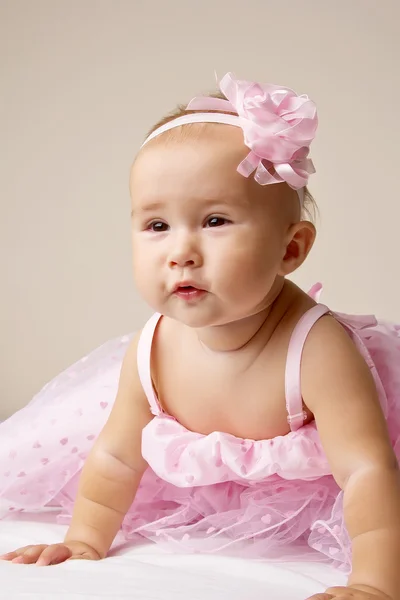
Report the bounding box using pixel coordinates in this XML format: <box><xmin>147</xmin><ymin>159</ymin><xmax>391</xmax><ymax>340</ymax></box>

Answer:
<box><xmin>64</xmin><ymin>331</ymin><xmax>151</xmax><ymax>557</ymax></box>
<box><xmin>2</xmin><ymin>332</ymin><xmax>152</xmax><ymax>565</ymax></box>
<box><xmin>302</xmin><ymin>317</ymin><xmax>400</xmax><ymax>599</ymax></box>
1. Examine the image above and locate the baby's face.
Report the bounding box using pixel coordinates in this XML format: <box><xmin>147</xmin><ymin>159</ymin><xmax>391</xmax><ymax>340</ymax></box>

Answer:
<box><xmin>130</xmin><ymin>127</ymin><xmax>298</xmax><ymax>328</ymax></box>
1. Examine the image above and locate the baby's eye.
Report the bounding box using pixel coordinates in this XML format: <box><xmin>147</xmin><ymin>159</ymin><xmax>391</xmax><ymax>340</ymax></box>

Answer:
<box><xmin>205</xmin><ymin>216</ymin><xmax>230</xmax><ymax>228</ymax></box>
<box><xmin>147</xmin><ymin>221</ymin><xmax>169</xmax><ymax>232</ymax></box>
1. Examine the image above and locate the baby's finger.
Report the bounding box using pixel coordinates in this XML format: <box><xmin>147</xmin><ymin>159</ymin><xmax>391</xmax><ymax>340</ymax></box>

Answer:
<box><xmin>11</xmin><ymin>556</ymin><xmax>25</xmax><ymax>564</ymax></box>
<box><xmin>36</xmin><ymin>544</ymin><xmax>72</xmax><ymax>566</ymax></box>
<box><xmin>14</xmin><ymin>545</ymin><xmax>50</xmax><ymax>565</ymax></box>
<box><xmin>0</xmin><ymin>545</ymin><xmax>38</xmax><ymax>562</ymax></box>
<box><xmin>0</xmin><ymin>551</ymin><xmax>19</xmax><ymax>561</ymax></box>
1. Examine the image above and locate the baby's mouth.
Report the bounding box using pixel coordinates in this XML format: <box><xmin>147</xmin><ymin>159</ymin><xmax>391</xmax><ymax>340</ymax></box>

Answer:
<box><xmin>173</xmin><ymin>285</ymin><xmax>207</xmax><ymax>300</ymax></box>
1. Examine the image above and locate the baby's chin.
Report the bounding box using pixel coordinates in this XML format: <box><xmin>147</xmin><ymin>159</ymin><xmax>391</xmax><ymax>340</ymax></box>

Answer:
<box><xmin>143</xmin><ymin>296</ymin><xmax>217</xmax><ymax>328</ymax></box>
<box><xmin>161</xmin><ymin>307</ymin><xmax>222</xmax><ymax>330</ymax></box>
<box><xmin>158</xmin><ymin>302</ymin><xmax>256</xmax><ymax>331</ymax></box>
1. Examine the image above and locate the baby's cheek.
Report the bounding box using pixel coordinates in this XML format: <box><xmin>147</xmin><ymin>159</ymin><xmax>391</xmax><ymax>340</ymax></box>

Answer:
<box><xmin>133</xmin><ymin>244</ymin><xmax>156</xmax><ymax>274</ymax></box>
<box><xmin>220</xmin><ymin>249</ymin><xmax>277</xmax><ymax>302</ymax></box>
<box><xmin>132</xmin><ymin>257</ymin><xmax>156</xmax><ymax>299</ymax></box>
<box><xmin>217</xmin><ymin>255</ymin><xmax>259</xmax><ymax>290</ymax></box>
<box><xmin>229</xmin><ymin>242</ymin><xmax>274</xmax><ymax>277</ymax></box>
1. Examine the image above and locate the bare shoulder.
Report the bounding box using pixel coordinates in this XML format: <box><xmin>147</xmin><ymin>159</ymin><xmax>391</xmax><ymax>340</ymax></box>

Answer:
<box><xmin>301</xmin><ymin>312</ymin><xmax>369</xmax><ymax>384</ymax></box>
<box><xmin>301</xmin><ymin>313</ymin><xmax>374</xmax><ymax>406</ymax></box>
<box><xmin>95</xmin><ymin>329</ymin><xmax>152</xmax><ymax>468</ymax></box>
<box><xmin>114</xmin><ymin>329</ymin><xmax>150</xmax><ymax>412</ymax></box>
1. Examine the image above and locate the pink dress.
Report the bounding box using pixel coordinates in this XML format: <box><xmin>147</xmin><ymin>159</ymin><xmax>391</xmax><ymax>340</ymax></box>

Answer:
<box><xmin>1</xmin><ymin>291</ymin><xmax>400</xmax><ymax>572</ymax></box>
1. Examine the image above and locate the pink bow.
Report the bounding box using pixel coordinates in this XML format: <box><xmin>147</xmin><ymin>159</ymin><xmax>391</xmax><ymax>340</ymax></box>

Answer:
<box><xmin>308</xmin><ymin>283</ymin><xmax>378</xmax><ymax>330</ymax></box>
<box><xmin>187</xmin><ymin>73</ymin><xmax>318</xmax><ymax>190</ymax></box>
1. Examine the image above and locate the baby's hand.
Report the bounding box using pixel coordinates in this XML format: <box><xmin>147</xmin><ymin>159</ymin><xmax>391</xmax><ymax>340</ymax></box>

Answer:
<box><xmin>307</xmin><ymin>585</ymin><xmax>392</xmax><ymax>600</ymax></box>
<box><xmin>0</xmin><ymin>541</ymin><xmax>101</xmax><ymax>566</ymax></box>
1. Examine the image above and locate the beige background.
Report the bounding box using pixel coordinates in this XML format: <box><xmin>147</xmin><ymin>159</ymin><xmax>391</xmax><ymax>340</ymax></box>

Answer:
<box><xmin>1</xmin><ymin>0</ymin><xmax>399</xmax><ymax>419</ymax></box>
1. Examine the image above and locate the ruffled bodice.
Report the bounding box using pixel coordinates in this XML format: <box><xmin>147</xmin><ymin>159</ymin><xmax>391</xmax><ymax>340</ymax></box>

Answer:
<box><xmin>142</xmin><ymin>418</ymin><xmax>331</xmax><ymax>486</ymax></box>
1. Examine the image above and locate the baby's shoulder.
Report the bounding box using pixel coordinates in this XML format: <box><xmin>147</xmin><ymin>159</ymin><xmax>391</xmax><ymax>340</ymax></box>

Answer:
<box><xmin>301</xmin><ymin>311</ymin><xmax>372</xmax><ymax>398</ymax></box>
<box><xmin>304</xmin><ymin>311</ymin><xmax>355</xmax><ymax>354</ymax></box>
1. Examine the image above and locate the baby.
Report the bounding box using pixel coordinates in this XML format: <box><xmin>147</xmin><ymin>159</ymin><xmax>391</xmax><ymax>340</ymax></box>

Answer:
<box><xmin>1</xmin><ymin>73</ymin><xmax>400</xmax><ymax>600</ymax></box>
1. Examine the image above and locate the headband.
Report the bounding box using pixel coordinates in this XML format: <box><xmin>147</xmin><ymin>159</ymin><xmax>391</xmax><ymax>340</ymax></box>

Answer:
<box><xmin>141</xmin><ymin>73</ymin><xmax>318</xmax><ymax>205</ymax></box>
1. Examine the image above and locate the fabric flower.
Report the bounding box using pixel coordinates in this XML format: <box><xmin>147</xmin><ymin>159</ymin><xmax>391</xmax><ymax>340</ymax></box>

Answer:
<box><xmin>187</xmin><ymin>72</ymin><xmax>318</xmax><ymax>190</ymax></box>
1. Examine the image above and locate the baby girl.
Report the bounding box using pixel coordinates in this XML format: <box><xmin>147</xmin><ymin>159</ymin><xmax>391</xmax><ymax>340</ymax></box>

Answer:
<box><xmin>1</xmin><ymin>73</ymin><xmax>400</xmax><ymax>600</ymax></box>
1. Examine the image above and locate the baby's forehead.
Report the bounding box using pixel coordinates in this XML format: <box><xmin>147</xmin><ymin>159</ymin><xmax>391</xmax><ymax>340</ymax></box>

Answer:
<box><xmin>131</xmin><ymin>129</ymin><xmax>249</xmax><ymax>192</ymax></box>
<box><xmin>130</xmin><ymin>130</ymin><xmax>299</xmax><ymax>222</ymax></box>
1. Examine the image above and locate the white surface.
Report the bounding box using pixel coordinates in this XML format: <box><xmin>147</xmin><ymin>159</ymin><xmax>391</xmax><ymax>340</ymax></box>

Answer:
<box><xmin>0</xmin><ymin>513</ymin><xmax>346</xmax><ymax>599</ymax></box>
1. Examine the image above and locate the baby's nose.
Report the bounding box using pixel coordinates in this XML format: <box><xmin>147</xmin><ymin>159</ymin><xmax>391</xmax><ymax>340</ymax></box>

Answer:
<box><xmin>168</xmin><ymin>234</ymin><xmax>202</xmax><ymax>268</ymax></box>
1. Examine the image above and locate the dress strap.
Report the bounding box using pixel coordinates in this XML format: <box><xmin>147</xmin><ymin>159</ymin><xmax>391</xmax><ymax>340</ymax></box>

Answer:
<box><xmin>285</xmin><ymin>304</ymin><xmax>330</xmax><ymax>431</ymax></box>
<box><xmin>137</xmin><ymin>313</ymin><xmax>163</xmax><ymax>416</ymax></box>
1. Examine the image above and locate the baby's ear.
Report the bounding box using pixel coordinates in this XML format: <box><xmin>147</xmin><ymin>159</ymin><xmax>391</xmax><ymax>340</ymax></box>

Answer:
<box><xmin>278</xmin><ymin>221</ymin><xmax>316</xmax><ymax>276</ymax></box>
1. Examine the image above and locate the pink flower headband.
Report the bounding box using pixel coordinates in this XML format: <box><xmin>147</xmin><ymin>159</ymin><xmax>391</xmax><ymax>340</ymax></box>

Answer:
<box><xmin>141</xmin><ymin>72</ymin><xmax>318</xmax><ymax>204</ymax></box>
